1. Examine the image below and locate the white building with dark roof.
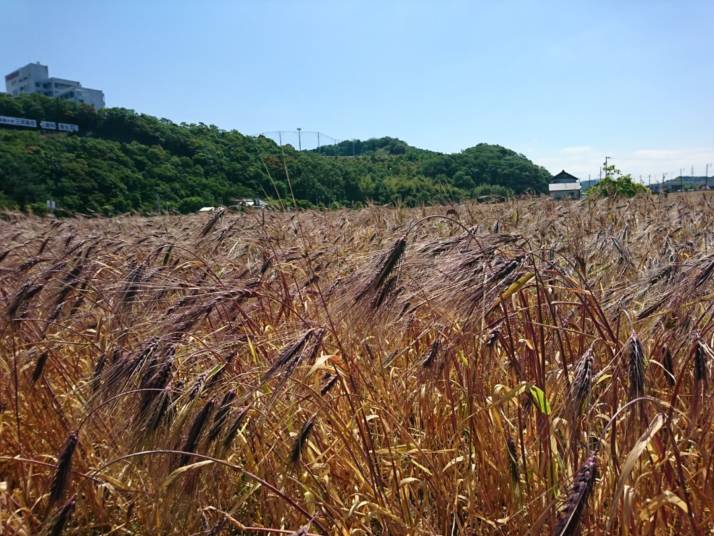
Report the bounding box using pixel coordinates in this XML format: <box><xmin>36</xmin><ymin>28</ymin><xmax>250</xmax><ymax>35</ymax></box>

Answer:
<box><xmin>549</xmin><ymin>170</ymin><xmax>582</xmax><ymax>199</ymax></box>
<box><xmin>5</xmin><ymin>62</ymin><xmax>105</xmax><ymax>109</ymax></box>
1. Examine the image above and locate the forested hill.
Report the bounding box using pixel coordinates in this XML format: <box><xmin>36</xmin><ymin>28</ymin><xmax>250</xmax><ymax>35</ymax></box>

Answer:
<box><xmin>0</xmin><ymin>93</ymin><xmax>551</xmax><ymax>215</ymax></box>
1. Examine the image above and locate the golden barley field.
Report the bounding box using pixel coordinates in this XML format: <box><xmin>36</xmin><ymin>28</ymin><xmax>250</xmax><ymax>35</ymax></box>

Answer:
<box><xmin>1</xmin><ymin>193</ymin><xmax>713</xmax><ymax>535</ymax></box>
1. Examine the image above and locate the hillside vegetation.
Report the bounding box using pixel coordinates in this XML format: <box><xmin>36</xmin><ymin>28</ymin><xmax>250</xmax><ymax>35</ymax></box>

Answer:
<box><xmin>1</xmin><ymin>194</ymin><xmax>713</xmax><ymax>534</ymax></box>
<box><xmin>0</xmin><ymin>94</ymin><xmax>550</xmax><ymax>214</ymax></box>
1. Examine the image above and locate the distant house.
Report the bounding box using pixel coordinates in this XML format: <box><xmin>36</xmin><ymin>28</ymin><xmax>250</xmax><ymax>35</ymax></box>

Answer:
<box><xmin>233</xmin><ymin>198</ymin><xmax>267</xmax><ymax>209</ymax></box>
<box><xmin>549</xmin><ymin>170</ymin><xmax>581</xmax><ymax>199</ymax></box>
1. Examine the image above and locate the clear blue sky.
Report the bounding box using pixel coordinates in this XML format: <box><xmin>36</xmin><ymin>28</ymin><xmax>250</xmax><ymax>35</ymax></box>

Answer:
<box><xmin>2</xmin><ymin>0</ymin><xmax>713</xmax><ymax>180</ymax></box>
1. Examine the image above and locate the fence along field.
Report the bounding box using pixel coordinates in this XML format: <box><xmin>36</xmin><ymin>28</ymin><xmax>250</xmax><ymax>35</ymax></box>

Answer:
<box><xmin>1</xmin><ymin>193</ymin><xmax>713</xmax><ymax>535</ymax></box>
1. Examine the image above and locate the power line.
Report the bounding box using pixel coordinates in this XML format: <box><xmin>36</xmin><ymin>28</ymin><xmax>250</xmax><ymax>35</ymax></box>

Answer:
<box><xmin>258</xmin><ymin>130</ymin><xmax>344</xmax><ymax>151</ymax></box>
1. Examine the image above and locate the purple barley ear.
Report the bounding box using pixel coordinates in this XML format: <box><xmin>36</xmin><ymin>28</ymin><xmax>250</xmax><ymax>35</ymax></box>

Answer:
<box><xmin>222</xmin><ymin>406</ymin><xmax>250</xmax><ymax>449</ymax></box>
<box><xmin>662</xmin><ymin>346</ymin><xmax>675</xmax><ymax>386</ymax></box>
<box><xmin>505</xmin><ymin>433</ymin><xmax>519</xmax><ymax>485</ymax></box>
<box><xmin>52</xmin><ymin>264</ymin><xmax>83</xmax><ymax>311</ymax></box>
<box><xmin>290</xmin><ymin>415</ymin><xmax>316</xmax><ymax>464</ymax></box>
<box><xmin>49</xmin><ymin>432</ymin><xmax>78</xmax><ymax>507</ymax></box>
<box><xmin>693</xmin><ymin>339</ymin><xmax>709</xmax><ymax>385</ymax></box>
<box><xmin>370</xmin><ymin>274</ymin><xmax>397</xmax><ymax>310</ymax></box>
<box><xmin>568</xmin><ymin>347</ymin><xmax>594</xmax><ymax>420</ymax></box>
<box><xmin>178</xmin><ymin>399</ymin><xmax>215</xmax><ymax>467</ymax></box>
<box><xmin>47</xmin><ymin>495</ymin><xmax>76</xmax><ymax>536</ymax></box>
<box><xmin>626</xmin><ymin>332</ymin><xmax>646</xmax><ymax>400</ymax></box>
<box><xmin>137</xmin><ymin>358</ymin><xmax>174</xmax><ymax>424</ymax></box>
<box><xmin>7</xmin><ymin>282</ymin><xmax>43</xmax><ymax>319</ymax></box>
<box><xmin>31</xmin><ymin>351</ymin><xmax>49</xmax><ymax>383</ymax></box>
<box><xmin>420</xmin><ymin>339</ymin><xmax>441</xmax><ymax>369</ymax></box>
<box><xmin>146</xmin><ymin>386</ymin><xmax>174</xmax><ymax>433</ymax></box>
<box><xmin>320</xmin><ymin>373</ymin><xmax>339</xmax><ymax>395</ymax></box>
<box><xmin>262</xmin><ymin>329</ymin><xmax>315</xmax><ymax>382</ymax></box>
<box><xmin>119</xmin><ymin>262</ymin><xmax>145</xmax><ymax>306</ymax></box>
<box><xmin>206</xmin><ymin>389</ymin><xmax>237</xmax><ymax>444</ymax></box>
<box><xmin>91</xmin><ymin>351</ymin><xmax>108</xmax><ymax>392</ymax></box>
<box><xmin>355</xmin><ymin>236</ymin><xmax>407</xmax><ymax>303</ymax></box>
<box><xmin>199</xmin><ymin>207</ymin><xmax>225</xmax><ymax>237</ymax></box>
<box><xmin>303</xmin><ymin>328</ymin><xmax>326</xmax><ymax>366</ymax></box>
<box><xmin>553</xmin><ymin>453</ymin><xmax>598</xmax><ymax>536</ymax></box>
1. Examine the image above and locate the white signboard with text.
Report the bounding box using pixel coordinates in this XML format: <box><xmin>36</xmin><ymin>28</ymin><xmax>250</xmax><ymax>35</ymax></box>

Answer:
<box><xmin>0</xmin><ymin>115</ymin><xmax>78</xmax><ymax>132</ymax></box>
<box><xmin>0</xmin><ymin>115</ymin><xmax>38</xmax><ymax>128</ymax></box>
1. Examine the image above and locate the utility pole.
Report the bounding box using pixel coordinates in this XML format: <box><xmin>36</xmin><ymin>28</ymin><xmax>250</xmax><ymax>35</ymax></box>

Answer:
<box><xmin>603</xmin><ymin>156</ymin><xmax>613</xmax><ymax>179</ymax></box>
<box><xmin>297</xmin><ymin>127</ymin><xmax>302</xmax><ymax>151</ymax></box>
<box><xmin>706</xmin><ymin>163</ymin><xmax>711</xmax><ymax>189</ymax></box>
<box><xmin>278</xmin><ymin>131</ymin><xmax>282</xmax><ymax>146</ymax></box>
<box><xmin>317</xmin><ymin>132</ymin><xmax>320</xmax><ymax>149</ymax></box>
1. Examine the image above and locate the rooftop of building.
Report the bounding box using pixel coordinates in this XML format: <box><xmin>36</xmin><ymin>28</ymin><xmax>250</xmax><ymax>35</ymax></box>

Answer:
<box><xmin>551</xmin><ymin>170</ymin><xmax>581</xmax><ymax>184</ymax></box>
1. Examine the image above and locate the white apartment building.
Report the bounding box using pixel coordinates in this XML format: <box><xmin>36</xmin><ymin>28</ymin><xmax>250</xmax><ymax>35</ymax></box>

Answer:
<box><xmin>4</xmin><ymin>62</ymin><xmax>105</xmax><ymax>109</ymax></box>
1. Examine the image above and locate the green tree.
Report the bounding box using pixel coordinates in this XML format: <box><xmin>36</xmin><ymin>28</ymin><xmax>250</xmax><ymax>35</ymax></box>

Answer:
<box><xmin>0</xmin><ymin>93</ymin><xmax>554</xmax><ymax>214</ymax></box>
<box><xmin>587</xmin><ymin>164</ymin><xmax>649</xmax><ymax>198</ymax></box>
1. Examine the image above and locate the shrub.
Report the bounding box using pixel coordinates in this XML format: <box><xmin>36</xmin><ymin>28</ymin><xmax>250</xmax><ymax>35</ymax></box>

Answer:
<box><xmin>178</xmin><ymin>196</ymin><xmax>212</xmax><ymax>214</ymax></box>
<box><xmin>587</xmin><ymin>176</ymin><xmax>649</xmax><ymax>198</ymax></box>
<box><xmin>473</xmin><ymin>184</ymin><xmax>514</xmax><ymax>201</ymax></box>
<box><xmin>587</xmin><ymin>165</ymin><xmax>649</xmax><ymax>198</ymax></box>
<box><xmin>0</xmin><ymin>192</ymin><xmax>16</xmax><ymax>210</ymax></box>
<box><xmin>27</xmin><ymin>202</ymin><xmax>50</xmax><ymax>216</ymax></box>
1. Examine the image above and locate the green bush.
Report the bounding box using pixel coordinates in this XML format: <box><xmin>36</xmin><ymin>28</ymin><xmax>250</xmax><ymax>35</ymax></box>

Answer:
<box><xmin>27</xmin><ymin>202</ymin><xmax>49</xmax><ymax>216</ymax></box>
<box><xmin>587</xmin><ymin>175</ymin><xmax>649</xmax><ymax>198</ymax></box>
<box><xmin>178</xmin><ymin>196</ymin><xmax>212</xmax><ymax>214</ymax></box>
<box><xmin>0</xmin><ymin>191</ymin><xmax>15</xmax><ymax>210</ymax></box>
<box><xmin>472</xmin><ymin>184</ymin><xmax>514</xmax><ymax>200</ymax></box>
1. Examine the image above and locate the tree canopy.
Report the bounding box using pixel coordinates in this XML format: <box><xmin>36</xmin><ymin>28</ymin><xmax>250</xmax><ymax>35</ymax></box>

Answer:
<box><xmin>0</xmin><ymin>93</ymin><xmax>552</xmax><ymax>214</ymax></box>
<box><xmin>586</xmin><ymin>165</ymin><xmax>650</xmax><ymax>198</ymax></box>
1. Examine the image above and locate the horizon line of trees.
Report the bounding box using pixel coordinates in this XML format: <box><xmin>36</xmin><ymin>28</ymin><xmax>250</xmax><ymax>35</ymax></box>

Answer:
<box><xmin>0</xmin><ymin>93</ymin><xmax>552</xmax><ymax>215</ymax></box>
